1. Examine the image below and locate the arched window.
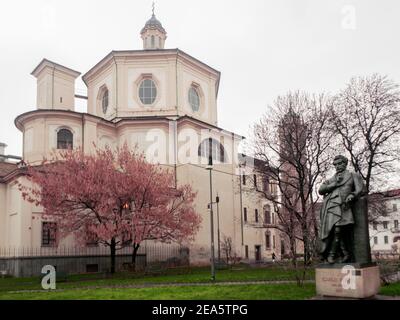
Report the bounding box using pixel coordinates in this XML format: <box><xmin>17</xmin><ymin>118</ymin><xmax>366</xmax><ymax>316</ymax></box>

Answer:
<box><xmin>198</xmin><ymin>138</ymin><xmax>225</xmax><ymax>163</ymax></box>
<box><xmin>151</xmin><ymin>35</ymin><xmax>155</xmax><ymax>48</ymax></box>
<box><xmin>57</xmin><ymin>129</ymin><xmax>73</xmax><ymax>150</ymax></box>
<box><xmin>101</xmin><ymin>89</ymin><xmax>109</xmax><ymax>114</ymax></box>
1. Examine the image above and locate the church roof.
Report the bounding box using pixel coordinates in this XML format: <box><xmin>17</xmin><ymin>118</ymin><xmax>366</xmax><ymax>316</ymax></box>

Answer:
<box><xmin>141</xmin><ymin>14</ymin><xmax>166</xmax><ymax>34</ymax></box>
<box><xmin>0</xmin><ymin>162</ymin><xmax>18</xmax><ymax>181</ymax></box>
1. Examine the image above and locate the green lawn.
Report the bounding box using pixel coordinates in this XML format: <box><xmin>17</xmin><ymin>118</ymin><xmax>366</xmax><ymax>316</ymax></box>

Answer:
<box><xmin>0</xmin><ymin>265</ymin><xmax>314</xmax><ymax>293</ymax></box>
<box><xmin>1</xmin><ymin>264</ymin><xmax>399</xmax><ymax>300</ymax></box>
<box><xmin>380</xmin><ymin>282</ymin><xmax>400</xmax><ymax>297</ymax></box>
<box><xmin>0</xmin><ymin>283</ymin><xmax>316</xmax><ymax>300</ymax></box>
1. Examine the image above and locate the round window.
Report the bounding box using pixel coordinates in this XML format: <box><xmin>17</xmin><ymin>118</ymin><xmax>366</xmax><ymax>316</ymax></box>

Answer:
<box><xmin>189</xmin><ymin>87</ymin><xmax>200</xmax><ymax>112</ymax></box>
<box><xmin>139</xmin><ymin>79</ymin><xmax>157</xmax><ymax>105</ymax></box>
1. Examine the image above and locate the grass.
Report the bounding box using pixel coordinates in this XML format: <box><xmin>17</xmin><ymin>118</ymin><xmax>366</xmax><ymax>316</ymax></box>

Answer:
<box><xmin>380</xmin><ymin>282</ymin><xmax>400</xmax><ymax>297</ymax></box>
<box><xmin>0</xmin><ymin>283</ymin><xmax>317</xmax><ymax>300</ymax></box>
<box><xmin>0</xmin><ymin>264</ymin><xmax>315</xmax><ymax>293</ymax></box>
<box><xmin>2</xmin><ymin>263</ymin><xmax>399</xmax><ymax>300</ymax></box>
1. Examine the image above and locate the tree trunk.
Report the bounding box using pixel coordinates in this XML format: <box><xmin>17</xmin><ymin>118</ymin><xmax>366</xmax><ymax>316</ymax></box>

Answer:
<box><xmin>110</xmin><ymin>238</ymin><xmax>116</xmax><ymax>274</ymax></box>
<box><xmin>131</xmin><ymin>243</ymin><xmax>140</xmax><ymax>272</ymax></box>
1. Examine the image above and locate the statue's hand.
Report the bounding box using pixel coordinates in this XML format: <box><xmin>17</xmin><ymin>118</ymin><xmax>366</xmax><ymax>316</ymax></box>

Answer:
<box><xmin>346</xmin><ymin>194</ymin><xmax>355</xmax><ymax>203</ymax></box>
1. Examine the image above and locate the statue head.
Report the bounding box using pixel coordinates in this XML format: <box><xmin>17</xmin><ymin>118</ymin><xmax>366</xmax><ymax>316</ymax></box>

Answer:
<box><xmin>333</xmin><ymin>155</ymin><xmax>348</xmax><ymax>173</ymax></box>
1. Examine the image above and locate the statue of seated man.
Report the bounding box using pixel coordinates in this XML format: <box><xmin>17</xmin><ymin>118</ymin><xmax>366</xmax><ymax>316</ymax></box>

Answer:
<box><xmin>319</xmin><ymin>155</ymin><xmax>367</xmax><ymax>264</ymax></box>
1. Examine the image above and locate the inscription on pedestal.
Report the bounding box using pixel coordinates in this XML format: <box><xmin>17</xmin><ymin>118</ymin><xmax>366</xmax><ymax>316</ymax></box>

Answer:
<box><xmin>316</xmin><ymin>266</ymin><xmax>380</xmax><ymax>299</ymax></box>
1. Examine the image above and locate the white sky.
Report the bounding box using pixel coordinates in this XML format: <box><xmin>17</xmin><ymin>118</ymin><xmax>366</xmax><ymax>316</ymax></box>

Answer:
<box><xmin>1</xmin><ymin>0</ymin><xmax>400</xmax><ymax>159</ymax></box>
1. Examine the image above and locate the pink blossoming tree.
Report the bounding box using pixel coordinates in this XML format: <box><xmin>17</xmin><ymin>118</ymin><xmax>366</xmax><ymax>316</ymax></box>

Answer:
<box><xmin>19</xmin><ymin>145</ymin><xmax>201</xmax><ymax>273</ymax></box>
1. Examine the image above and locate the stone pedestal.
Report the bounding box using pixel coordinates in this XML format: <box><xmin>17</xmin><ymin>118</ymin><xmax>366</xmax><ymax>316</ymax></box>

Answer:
<box><xmin>316</xmin><ymin>264</ymin><xmax>380</xmax><ymax>299</ymax></box>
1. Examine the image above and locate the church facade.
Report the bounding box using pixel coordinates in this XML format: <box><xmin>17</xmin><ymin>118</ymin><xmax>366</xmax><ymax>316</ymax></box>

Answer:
<box><xmin>0</xmin><ymin>12</ymin><xmax>283</xmax><ymax>275</ymax></box>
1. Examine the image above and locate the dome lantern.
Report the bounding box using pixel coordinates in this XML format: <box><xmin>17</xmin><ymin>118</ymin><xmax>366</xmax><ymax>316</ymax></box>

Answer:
<box><xmin>140</xmin><ymin>3</ymin><xmax>167</xmax><ymax>50</ymax></box>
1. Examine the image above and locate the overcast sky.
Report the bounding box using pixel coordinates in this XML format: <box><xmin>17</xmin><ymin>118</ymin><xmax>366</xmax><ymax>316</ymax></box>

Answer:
<box><xmin>1</xmin><ymin>0</ymin><xmax>400</xmax><ymax>159</ymax></box>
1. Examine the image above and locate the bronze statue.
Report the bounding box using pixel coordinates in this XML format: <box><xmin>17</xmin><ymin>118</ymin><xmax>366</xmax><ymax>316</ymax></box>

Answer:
<box><xmin>319</xmin><ymin>155</ymin><xmax>371</xmax><ymax>264</ymax></box>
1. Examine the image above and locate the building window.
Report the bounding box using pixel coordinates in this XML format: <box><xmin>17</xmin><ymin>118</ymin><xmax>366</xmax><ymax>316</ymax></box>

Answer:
<box><xmin>395</xmin><ymin>220</ymin><xmax>399</xmax><ymax>229</ymax></box>
<box><xmin>393</xmin><ymin>203</ymin><xmax>398</xmax><ymax>212</ymax></box>
<box><xmin>139</xmin><ymin>79</ymin><xmax>157</xmax><ymax>105</ymax></box>
<box><xmin>151</xmin><ymin>35</ymin><xmax>155</xmax><ymax>48</ymax></box>
<box><xmin>188</xmin><ymin>86</ymin><xmax>200</xmax><ymax>112</ymax></box>
<box><xmin>265</xmin><ymin>233</ymin><xmax>271</xmax><ymax>249</ymax></box>
<box><xmin>85</xmin><ymin>226</ymin><xmax>99</xmax><ymax>247</ymax></box>
<box><xmin>264</xmin><ymin>210</ymin><xmax>271</xmax><ymax>225</ymax></box>
<box><xmin>42</xmin><ymin>222</ymin><xmax>57</xmax><ymax>247</ymax></box>
<box><xmin>384</xmin><ymin>236</ymin><xmax>389</xmax><ymax>244</ymax></box>
<box><xmin>269</xmin><ymin>182</ymin><xmax>277</xmax><ymax>195</ymax></box>
<box><xmin>242</xmin><ymin>175</ymin><xmax>246</xmax><ymax>185</ymax></box>
<box><xmin>255</xmin><ymin>209</ymin><xmax>259</xmax><ymax>223</ymax></box>
<box><xmin>273</xmin><ymin>235</ymin><xmax>276</xmax><ymax>249</ymax></box>
<box><xmin>383</xmin><ymin>221</ymin><xmax>388</xmax><ymax>229</ymax></box>
<box><xmin>373</xmin><ymin>222</ymin><xmax>378</xmax><ymax>230</ymax></box>
<box><xmin>101</xmin><ymin>89</ymin><xmax>109</xmax><ymax>114</ymax></box>
<box><xmin>253</xmin><ymin>174</ymin><xmax>257</xmax><ymax>189</ymax></box>
<box><xmin>57</xmin><ymin>129</ymin><xmax>73</xmax><ymax>150</ymax></box>
<box><xmin>374</xmin><ymin>237</ymin><xmax>378</xmax><ymax>245</ymax></box>
<box><xmin>245</xmin><ymin>245</ymin><xmax>249</xmax><ymax>259</ymax></box>
<box><xmin>198</xmin><ymin>138</ymin><xmax>225</xmax><ymax>163</ymax></box>
<box><xmin>243</xmin><ymin>207</ymin><xmax>248</xmax><ymax>223</ymax></box>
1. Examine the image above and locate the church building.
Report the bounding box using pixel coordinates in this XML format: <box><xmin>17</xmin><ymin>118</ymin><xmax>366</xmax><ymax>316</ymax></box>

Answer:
<box><xmin>0</xmin><ymin>10</ymin><xmax>283</xmax><ymax>276</ymax></box>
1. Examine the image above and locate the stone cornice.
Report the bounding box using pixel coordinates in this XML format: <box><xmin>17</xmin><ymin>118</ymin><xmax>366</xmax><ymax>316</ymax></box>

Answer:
<box><xmin>82</xmin><ymin>49</ymin><xmax>221</xmax><ymax>94</ymax></box>
<box><xmin>14</xmin><ymin>109</ymin><xmax>113</xmax><ymax>132</ymax></box>
<box><xmin>31</xmin><ymin>59</ymin><xmax>81</xmax><ymax>79</ymax></box>
<box><xmin>14</xmin><ymin>110</ymin><xmax>243</xmax><ymax>141</ymax></box>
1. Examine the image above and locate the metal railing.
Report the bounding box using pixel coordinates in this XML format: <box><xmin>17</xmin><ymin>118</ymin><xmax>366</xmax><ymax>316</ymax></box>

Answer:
<box><xmin>0</xmin><ymin>243</ymin><xmax>189</xmax><ymax>277</ymax></box>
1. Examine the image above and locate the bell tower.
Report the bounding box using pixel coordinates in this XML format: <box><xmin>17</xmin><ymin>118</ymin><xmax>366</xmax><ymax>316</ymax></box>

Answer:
<box><xmin>140</xmin><ymin>2</ymin><xmax>167</xmax><ymax>50</ymax></box>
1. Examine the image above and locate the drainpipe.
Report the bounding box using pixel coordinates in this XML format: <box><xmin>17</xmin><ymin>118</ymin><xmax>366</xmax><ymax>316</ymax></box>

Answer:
<box><xmin>239</xmin><ymin>169</ymin><xmax>244</xmax><ymax>246</ymax></box>
<box><xmin>81</xmin><ymin>113</ymin><xmax>85</xmax><ymax>153</ymax></box>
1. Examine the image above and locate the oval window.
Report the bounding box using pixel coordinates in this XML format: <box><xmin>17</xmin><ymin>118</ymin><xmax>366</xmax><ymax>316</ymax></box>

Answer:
<box><xmin>189</xmin><ymin>87</ymin><xmax>200</xmax><ymax>112</ymax></box>
<box><xmin>101</xmin><ymin>89</ymin><xmax>109</xmax><ymax>114</ymax></box>
<box><xmin>139</xmin><ymin>79</ymin><xmax>157</xmax><ymax>105</ymax></box>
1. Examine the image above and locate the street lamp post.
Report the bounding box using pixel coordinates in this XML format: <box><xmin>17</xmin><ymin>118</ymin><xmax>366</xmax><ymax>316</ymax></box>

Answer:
<box><xmin>206</xmin><ymin>155</ymin><xmax>216</xmax><ymax>281</ymax></box>
<box><xmin>216</xmin><ymin>195</ymin><xmax>221</xmax><ymax>262</ymax></box>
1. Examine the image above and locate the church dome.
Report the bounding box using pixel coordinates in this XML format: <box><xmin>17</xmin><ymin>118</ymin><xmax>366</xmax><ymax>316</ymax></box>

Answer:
<box><xmin>141</xmin><ymin>14</ymin><xmax>166</xmax><ymax>34</ymax></box>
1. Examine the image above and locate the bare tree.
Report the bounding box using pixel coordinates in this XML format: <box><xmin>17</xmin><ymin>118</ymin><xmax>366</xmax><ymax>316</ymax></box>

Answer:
<box><xmin>250</xmin><ymin>91</ymin><xmax>334</xmax><ymax>277</ymax></box>
<box><xmin>368</xmin><ymin>192</ymin><xmax>390</xmax><ymax>223</ymax></box>
<box><xmin>330</xmin><ymin>74</ymin><xmax>400</xmax><ymax>193</ymax></box>
<box><xmin>221</xmin><ymin>236</ymin><xmax>240</xmax><ymax>267</ymax></box>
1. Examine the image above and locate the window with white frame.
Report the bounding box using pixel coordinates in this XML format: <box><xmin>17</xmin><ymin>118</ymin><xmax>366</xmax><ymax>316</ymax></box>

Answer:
<box><xmin>42</xmin><ymin>222</ymin><xmax>57</xmax><ymax>247</ymax></box>
<box><xmin>139</xmin><ymin>78</ymin><xmax>157</xmax><ymax>105</ymax></box>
